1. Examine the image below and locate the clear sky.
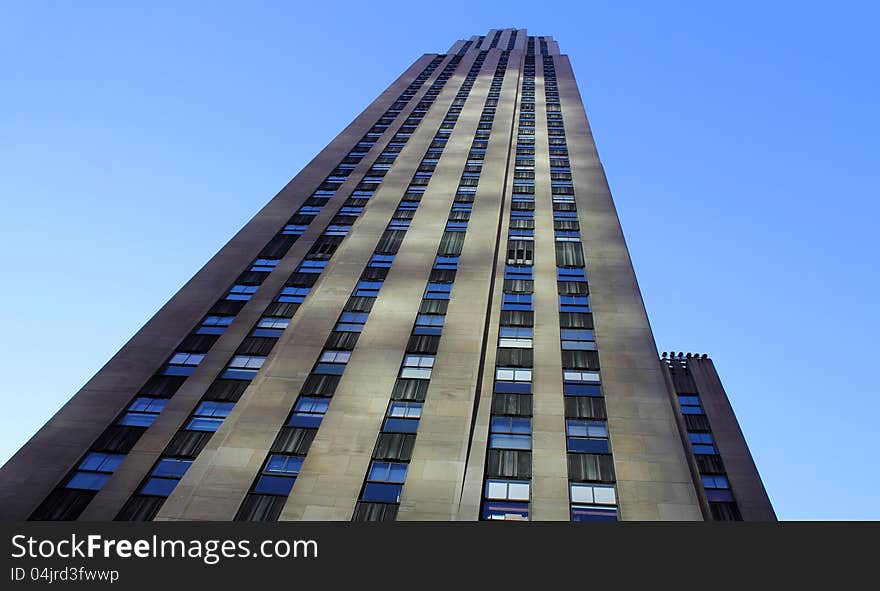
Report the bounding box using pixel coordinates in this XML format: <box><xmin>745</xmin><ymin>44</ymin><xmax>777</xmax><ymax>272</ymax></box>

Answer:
<box><xmin>1</xmin><ymin>1</ymin><xmax>877</xmax><ymax>520</ymax></box>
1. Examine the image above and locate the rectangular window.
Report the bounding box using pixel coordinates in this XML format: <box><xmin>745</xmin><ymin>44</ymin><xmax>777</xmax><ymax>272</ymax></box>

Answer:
<box><xmin>118</xmin><ymin>397</ymin><xmax>168</xmax><ymax>427</ymax></box>
<box><xmin>222</xmin><ymin>355</ymin><xmax>266</xmax><ymax>380</ymax></box>
<box><xmin>277</xmin><ymin>287</ymin><xmax>309</xmax><ymax>303</ymax></box>
<box><xmin>65</xmin><ymin>452</ymin><xmax>125</xmax><ymax>490</ymax></box>
<box><xmin>566</xmin><ymin>419</ymin><xmax>610</xmax><ymax>453</ymax></box>
<box><xmin>678</xmin><ymin>395</ymin><xmax>704</xmax><ymax>415</ymax></box>
<box><xmin>400</xmin><ymin>355</ymin><xmax>434</xmax><ymax>379</ymax></box>
<box><xmin>253</xmin><ymin>454</ymin><xmax>303</xmax><ymax>495</ymax></box>
<box><xmin>489</xmin><ymin>416</ymin><xmax>531</xmax><ymax>450</ymax></box>
<box><xmin>226</xmin><ymin>284</ymin><xmax>259</xmax><ymax>301</ymax></box>
<box><xmin>424</xmin><ymin>282</ymin><xmax>452</xmax><ymax>300</ymax></box>
<box><xmin>288</xmin><ymin>396</ymin><xmax>330</xmax><ymax>428</ymax></box>
<box><xmin>186</xmin><ymin>401</ymin><xmax>235</xmax><ymax>431</ymax></box>
<box><xmin>140</xmin><ymin>457</ymin><xmax>194</xmax><ymax>497</ymax></box>
<box><xmin>362</xmin><ymin>461</ymin><xmax>407</xmax><ymax>503</ymax></box>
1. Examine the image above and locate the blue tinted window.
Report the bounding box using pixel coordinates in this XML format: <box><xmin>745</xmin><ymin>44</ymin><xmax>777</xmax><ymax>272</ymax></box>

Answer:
<box><xmin>692</xmin><ymin>444</ymin><xmax>717</xmax><ymax>455</ymax></box>
<box><xmin>128</xmin><ymin>397</ymin><xmax>168</xmax><ymax>412</ymax></box>
<box><xmin>265</xmin><ymin>455</ymin><xmax>304</xmax><ymax>476</ymax></box>
<box><xmin>706</xmin><ymin>489</ymin><xmax>735</xmax><ymax>503</ymax></box>
<box><xmin>66</xmin><ymin>472</ymin><xmax>110</xmax><ymax>491</ymax></box>
<box><xmin>362</xmin><ymin>482</ymin><xmax>403</xmax><ymax>503</ymax></box>
<box><xmin>383</xmin><ymin>418</ymin><xmax>419</xmax><ymax>433</ymax></box>
<box><xmin>368</xmin><ymin>461</ymin><xmax>408</xmax><ymax>483</ymax></box>
<box><xmin>140</xmin><ymin>477</ymin><xmax>179</xmax><ymax>497</ymax></box>
<box><xmin>481</xmin><ymin>500</ymin><xmax>528</xmax><ymax>520</ymax></box>
<box><xmin>313</xmin><ymin>363</ymin><xmax>346</xmax><ymax>375</ymax></box>
<box><xmin>163</xmin><ymin>365</ymin><xmax>196</xmax><ymax>377</ymax></box>
<box><xmin>490</xmin><ymin>416</ymin><xmax>531</xmax><ymax>434</ymax></box>
<box><xmin>118</xmin><ymin>412</ymin><xmax>157</xmax><ymax>427</ymax></box>
<box><xmin>296</xmin><ymin>397</ymin><xmax>330</xmax><ymax>413</ymax></box>
<box><xmin>186</xmin><ymin>417</ymin><xmax>224</xmax><ymax>432</ymax></box>
<box><xmin>254</xmin><ymin>475</ymin><xmax>296</xmax><ymax>496</ymax></box>
<box><xmin>500</xmin><ymin>326</ymin><xmax>532</xmax><ymax>338</ymax></box>
<box><xmin>571</xmin><ymin>505</ymin><xmax>617</xmax><ymax>521</ymax></box>
<box><xmin>567</xmin><ymin>438</ymin><xmax>610</xmax><ymax>453</ymax></box>
<box><xmin>563</xmin><ymin>383</ymin><xmax>602</xmax><ymax>396</ymax></box>
<box><xmin>196</xmin><ymin>326</ymin><xmax>227</xmax><ymax>335</ymax></box>
<box><xmin>341</xmin><ymin>312</ymin><xmax>369</xmax><ymax>324</ymax></box>
<box><xmin>489</xmin><ymin>434</ymin><xmax>531</xmax><ymax>450</ymax></box>
<box><xmin>689</xmin><ymin>432</ymin><xmax>714</xmax><ymax>445</ymax></box>
<box><xmin>152</xmin><ymin>458</ymin><xmax>192</xmax><ymax>478</ymax></box>
<box><xmin>195</xmin><ymin>401</ymin><xmax>235</xmax><ymax>417</ymax></box>
<box><xmin>79</xmin><ymin>452</ymin><xmax>125</xmax><ymax>473</ymax></box>
<box><xmin>560</xmin><ymin>329</ymin><xmax>594</xmax><ymax>341</ymax></box>
<box><xmin>288</xmin><ymin>413</ymin><xmax>323</xmax><ymax>428</ymax></box>
<box><xmin>505</xmin><ymin>265</ymin><xmax>533</xmax><ymax>279</ymax></box>
<box><xmin>702</xmin><ymin>475</ymin><xmax>730</xmax><ymax>489</ymax></box>
<box><xmin>494</xmin><ymin>381</ymin><xmax>532</xmax><ymax>394</ymax></box>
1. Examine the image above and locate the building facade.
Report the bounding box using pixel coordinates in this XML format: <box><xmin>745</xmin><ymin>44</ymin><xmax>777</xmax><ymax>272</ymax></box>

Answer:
<box><xmin>0</xmin><ymin>29</ymin><xmax>773</xmax><ymax>522</ymax></box>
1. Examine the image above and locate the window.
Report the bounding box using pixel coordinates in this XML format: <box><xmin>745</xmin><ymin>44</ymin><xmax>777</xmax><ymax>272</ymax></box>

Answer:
<box><xmin>355</xmin><ymin>280</ymin><xmax>383</xmax><ymax>297</ymax></box>
<box><xmin>65</xmin><ymin>452</ymin><xmax>125</xmax><ymax>490</ymax></box>
<box><xmin>702</xmin><ymin>474</ymin><xmax>729</xmax><ymax>490</ymax></box>
<box><xmin>140</xmin><ymin>457</ymin><xmax>194</xmax><ymax>497</ymax></box>
<box><xmin>222</xmin><ymin>355</ymin><xmax>266</xmax><ymax>380</ymax></box>
<box><xmin>414</xmin><ymin>313</ymin><xmax>444</xmax><ymax>336</ymax></box>
<box><xmin>690</xmin><ymin>432</ymin><xmax>717</xmax><ymax>454</ymax></box>
<box><xmin>566</xmin><ymin>419</ymin><xmax>610</xmax><ymax>453</ymax></box>
<box><xmin>336</xmin><ymin>311</ymin><xmax>369</xmax><ymax>332</ymax></box>
<box><xmin>557</xmin><ymin>267</ymin><xmax>587</xmax><ymax>282</ymax></box>
<box><xmin>505</xmin><ymin>265</ymin><xmax>533</xmax><ymax>280</ymax></box>
<box><xmin>168</xmin><ymin>352</ymin><xmax>205</xmax><ymax>366</ymax></box>
<box><xmin>678</xmin><ymin>395</ymin><xmax>703</xmax><ymax>414</ymax></box>
<box><xmin>489</xmin><ymin>416</ymin><xmax>531</xmax><ymax>450</ymax></box>
<box><xmin>498</xmin><ymin>325</ymin><xmax>532</xmax><ymax>348</ymax></box>
<box><xmin>424</xmin><ymin>282</ymin><xmax>452</xmax><ymax>300</ymax></box>
<box><xmin>288</xmin><ymin>396</ymin><xmax>330</xmax><ymax>428</ymax></box>
<box><xmin>362</xmin><ymin>461</ymin><xmax>407</xmax><ymax>503</ymax></box>
<box><xmin>561</xmin><ymin>328</ymin><xmax>595</xmax><ymax>350</ymax></box>
<box><xmin>250</xmin><ymin>258</ymin><xmax>279</xmax><ymax>272</ymax></box>
<box><xmin>559</xmin><ymin>295</ymin><xmax>591</xmax><ymax>312</ymax></box>
<box><xmin>277</xmin><ymin>286</ymin><xmax>309</xmax><ymax>303</ymax></box>
<box><xmin>298</xmin><ymin>259</ymin><xmax>327</xmax><ymax>273</ymax></box>
<box><xmin>570</xmin><ymin>482</ymin><xmax>616</xmax><ymax>505</ymax></box>
<box><xmin>254</xmin><ymin>454</ymin><xmax>303</xmax><ymax>496</ymax></box>
<box><xmin>434</xmin><ymin>256</ymin><xmax>459</xmax><ymax>270</ymax></box>
<box><xmin>118</xmin><ymin>397</ymin><xmax>168</xmax><ymax>427</ymax></box>
<box><xmin>197</xmin><ymin>315</ymin><xmax>234</xmax><ymax>335</ymax></box>
<box><xmin>251</xmin><ymin>316</ymin><xmax>290</xmax><ymax>338</ymax></box>
<box><xmin>502</xmin><ymin>293</ymin><xmax>533</xmax><ymax>311</ymax></box>
<box><xmin>563</xmin><ymin>370</ymin><xmax>600</xmax><ymax>384</ymax></box>
<box><xmin>282</xmin><ymin>224</ymin><xmax>308</xmax><ymax>235</ymax></box>
<box><xmin>226</xmin><ymin>284</ymin><xmax>259</xmax><ymax>301</ymax></box>
<box><xmin>495</xmin><ymin>367</ymin><xmax>532</xmax><ymax>382</ymax></box>
<box><xmin>570</xmin><ymin>484</ymin><xmax>618</xmax><ymax>521</ymax></box>
<box><xmin>186</xmin><ymin>401</ymin><xmax>235</xmax><ymax>431</ymax></box>
<box><xmin>163</xmin><ymin>352</ymin><xmax>206</xmax><ymax>376</ymax></box>
<box><xmin>370</xmin><ymin>254</ymin><xmax>394</xmax><ymax>268</ymax></box>
<box><xmin>319</xmin><ymin>350</ymin><xmax>351</xmax><ymax>364</ymax></box>
<box><xmin>389</xmin><ymin>401</ymin><xmax>423</xmax><ymax>418</ymax></box>
<box><xmin>484</xmin><ymin>479</ymin><xmax>529</xmax><ymax>502</ymax></box>
<box><xmin>400</xmin><ymin>355</ymin><xmax>434</xmax><ymax>379</ymax></box>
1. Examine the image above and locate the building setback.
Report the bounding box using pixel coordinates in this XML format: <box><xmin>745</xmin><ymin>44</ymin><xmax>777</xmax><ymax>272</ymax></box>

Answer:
<box><xmin>0</xmin><ymin>29</ymin><xmax>773</xmax><ymax>522</ymax></box>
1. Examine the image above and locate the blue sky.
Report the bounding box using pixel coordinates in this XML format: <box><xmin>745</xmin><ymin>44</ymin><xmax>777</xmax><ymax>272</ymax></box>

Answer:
<box><xmin>1</xmin><ymin>1</ymin><xmax>877</xmax><ymax>520</ymax></box>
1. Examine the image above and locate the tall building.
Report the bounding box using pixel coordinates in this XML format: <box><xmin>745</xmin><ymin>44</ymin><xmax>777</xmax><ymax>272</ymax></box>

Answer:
<box><xmin>0</xmin><ymin>29</ymin><xmax>773</xmax><ymax>522</ymax></box>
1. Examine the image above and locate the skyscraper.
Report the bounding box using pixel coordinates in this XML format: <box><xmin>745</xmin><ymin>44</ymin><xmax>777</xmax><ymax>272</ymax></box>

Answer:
<box><xmin>0</xmin><ymin>29</ymin><xmax>773</xmax><ymax>522</ymax></box>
